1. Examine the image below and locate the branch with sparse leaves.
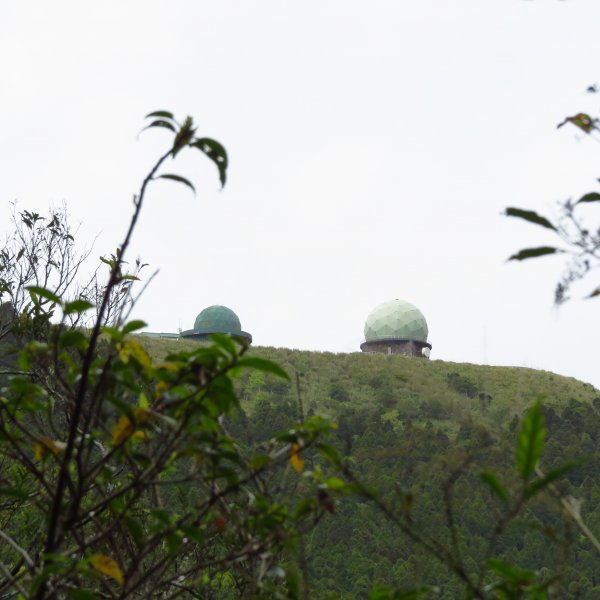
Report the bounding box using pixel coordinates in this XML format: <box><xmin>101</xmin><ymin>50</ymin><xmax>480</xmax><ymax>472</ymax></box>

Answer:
<box><xmin>506</xmin><ymin>85</ymin><xmax>600</xmax><ymax>304</ymax></box>
<box><xmin>0</xmin><ymin>111</ymin><xmax>346</xmax><ymax>600</ymax></box>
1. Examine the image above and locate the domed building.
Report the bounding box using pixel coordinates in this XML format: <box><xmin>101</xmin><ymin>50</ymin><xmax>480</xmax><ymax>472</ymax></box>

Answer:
<box><xmin>360</xmin><ymin>299</ymin><xmax>431</xmax><ymax>358</ymax></box>
<box><xmin>180</xmin><ymin>305</ymin><xmax>252</xmax><ymax>344</ymax></box>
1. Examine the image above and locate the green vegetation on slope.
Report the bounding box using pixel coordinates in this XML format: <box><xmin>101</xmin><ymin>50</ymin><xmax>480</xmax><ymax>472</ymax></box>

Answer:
<box><xmin>137</xmin><ymin>337</ymin><xmax>600</xmax><ymax>598</ymax></box>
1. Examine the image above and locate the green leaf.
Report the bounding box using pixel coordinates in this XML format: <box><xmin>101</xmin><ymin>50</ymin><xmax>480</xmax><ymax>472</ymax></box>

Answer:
<box><xmin>587</xmin><ymin>286</ymin><xmax>600</xmax><ymax>299</ymax></box>
<box><xmin>68</xmin><ymin>588</ymin><xmax>99</xmax><ymax>600</ymax></box>
<box><xmin>524</xmin><ymin>461</ymin><xmax>579</xmax><ymax>499</ymax></box>
<box><xmin>26</xmin><ymin>286</ymin><xmax>61</xmax><ymax>305</ymax></box>
<box><xmin>145</xmin><ymin>110</ymin><xmax>175</xmax><ymax>120</ymax></box>
<box><xmin>150</xmin><ymin>508</ymin><xmax>172</xmax><ymax>525</ymax></box>
<box><xmin>156</xmin><ymin>174</ymin><xmax>196</xmax><ymax>194</ymax></box>
<box><xmin>209</xmin><ymin>332</ymin><xmax>238</xmax><ymax>356</ymax></box>
<box><xmin>0</xmin><ymin>486</ymin><xmax>30</xmax><ymax>500</ymax></box>
<box><xmin>18</xmin><ymin>349</ymin><xmax>32</xmax><ymax>371</ymax></box>
<box><xmin>293</xmin><ymin>498</ymin><xmax>317</xmax><ymax>520</ymax></box>
<box><xmin>505</xmin><ymin>207</ymin><xmax>556</xmax><ymax>231</ymax></box>
<box><xmin>249</xmin><ymin>454</ymin><xmax>271</xmax><ymax>470</ymax></box>
<box><xmin>508</xmin><ymin>247</ymin><xmax>560</xmax><ymax>261</ymax></box>
<box><xmin>576</xmin><ymin>192</ymin><xmax>600</xmax><ymax>204</ymax></box>
<box><xmin>143</xmin><ymin>120</ymin><xmax>176</xmax><ymax>133</ymax></box>
<box><xmin>123</xmin><ymin>319</ymin><xmax>147</xmax><ymax>335</ymax></box>
<box><xmin>192</xmin><ymin>138</ymin><xmax>228</xmax><ymax>187</ymax></box>
<box><xmin>369</xmin><ymin>585</ymin><xmax>431</xmax><ymax>600</ymax></box>
<box><xmin>165</xmin><ymin>532</ymin><xmax>183</xmax><ymax>556</ymax></box>
<box><xmin>487</xmin><ymin>558</ymin><xmax>535</xmax><ymax>585</ymax></box>
<box><xmin>369</xmin><ymin>584</ymin><xmax>392</xmax><ymax>600</ymax></box>
<box><xmin>323</xmin><ymin>477</ymin><xmax>347</xmax><ymax>490</ymax></box>
<box><xmin>516</xmin><ymin>398</ymin><xmax>545</xmax><ymax>480</ymax></box>
<box><xmin>479</xmin><ymin>472</ymin><xmax>509</xmax><ymax>503</ymax></box>
<box><xmin>100</xmin><ymin>325</ymin><xmax>123</xmax><ymax>342</ymax></box>
<box><xmin>59</xmin><ymin>330</ymin><xmax>88</xmax><ymax>350</ymax></box>
<box><xmin>63</xmin><ymin>299</ymin><xmax>95</xmax><ymax>315</ymax></box>
<box><xmin>236</xmin><ymin>357</ymin><xmax>290</xmax><ymax>380</ymax></box>
<box><xmin>316</xmin><ymin>443</ymin><xmax>342</xmax><ymax>468</ymax></box>
<box><xmin>124</xmin><ymin>516</ymin><xmax>146</xmax><ymax>548</ymax></box>
<box><xmin>99</xmin><ymin>256</ymin><xmax>114</xmax><ymax>267</ymax></box>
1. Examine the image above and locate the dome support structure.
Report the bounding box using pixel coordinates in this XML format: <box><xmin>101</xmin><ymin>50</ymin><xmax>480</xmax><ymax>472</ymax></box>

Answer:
<box><xmin>360</xmin><ymin>339</ymin><xmax>432</xmax><ymax>357</ymax></box>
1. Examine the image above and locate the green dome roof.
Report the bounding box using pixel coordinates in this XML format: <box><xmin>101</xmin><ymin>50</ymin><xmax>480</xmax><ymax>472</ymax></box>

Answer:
<box><xmin>364</xmin><ymin>299</ymin><xmax>428</xmax><ymax>343</ymax></box>
<box><xmin>194</xmin><ymin>305</ymin><xmax>242</xmax><ymax>335</ymax></box>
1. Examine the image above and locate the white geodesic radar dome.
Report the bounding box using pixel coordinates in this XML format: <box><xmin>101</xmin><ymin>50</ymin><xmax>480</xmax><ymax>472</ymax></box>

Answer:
<box><xmin>364</xmin><ymin>299</ymin><xmax>428</xmax><ymax>343</ymax></box>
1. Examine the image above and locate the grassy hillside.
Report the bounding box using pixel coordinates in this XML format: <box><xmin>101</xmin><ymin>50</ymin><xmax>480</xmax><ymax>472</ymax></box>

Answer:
<box><xmin>136</xmin><ymin>336</ymin><xmax>600</xmax><ymax>598</ymax></box>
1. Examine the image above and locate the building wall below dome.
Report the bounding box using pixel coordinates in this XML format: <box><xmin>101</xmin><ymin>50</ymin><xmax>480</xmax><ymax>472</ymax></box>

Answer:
<box><xmin>360</xmin><ymin>339</ymin><xmax>431</xmax><ymax>358</ymax></box>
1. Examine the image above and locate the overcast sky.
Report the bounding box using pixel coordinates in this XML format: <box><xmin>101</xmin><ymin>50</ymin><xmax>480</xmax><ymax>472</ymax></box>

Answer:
<box><xmin>1</xmin><ymin>1</ymin><xmax>599</xmax><ymax>388</ymax></box>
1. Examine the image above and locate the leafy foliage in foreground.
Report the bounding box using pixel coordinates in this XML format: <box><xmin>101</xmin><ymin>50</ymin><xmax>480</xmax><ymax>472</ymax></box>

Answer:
<box><xmin>0</xmin><ymin>113</ymin><xmax>347</xmax><ymax>600</ymax></box>
<box><xmin>1</xmin><ymin>327</ymin><xmax>346</xmax><ymax>598</ymax></box>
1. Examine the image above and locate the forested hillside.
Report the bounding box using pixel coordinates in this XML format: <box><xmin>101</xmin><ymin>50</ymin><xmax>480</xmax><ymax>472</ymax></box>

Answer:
<box><xmin>137</xmin><ymin>338</ymin><xmax>600</xmax><ymax>598</ymax></box>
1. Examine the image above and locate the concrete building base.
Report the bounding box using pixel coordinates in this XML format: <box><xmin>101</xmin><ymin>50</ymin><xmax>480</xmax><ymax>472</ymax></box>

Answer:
<box><xmin>360</xmin><ymin>339</ymin><xmax>432</xmax><ymax>358</ymax></box>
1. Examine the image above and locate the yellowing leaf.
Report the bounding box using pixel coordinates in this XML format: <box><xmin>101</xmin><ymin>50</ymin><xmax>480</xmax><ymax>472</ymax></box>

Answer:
<box><xmin>34</xmin><ymin>442</ymin><xmax>44</xmax><ymax>461</ymax></box>
<box><xmin>112</xmin><ymin>415</ymin><xmax>133</xmax><ymax>445</ymax></box>
<box><xmin>89</xmin><ymin>554</ymin><xmax>124</xmax><ymax>585</ymax></box>
<box><xmin>156</xmin><ymin>362</ymin><xmax>179</xmax><ymax>372</ymax></box>
<box><xmin>117</xmin><ymin>341</ymin><xmax>152</xmax><ymax>371</ymax></box>
<box><xmin>290</xmin><ymin>443</ymin><xmax>304</xmax><ymax>473</ymax></box>
<box><xmin>112</xmin><ymin>409</ymin><xmax>151</xmax><ymax>445</ymax></box>
<box><xmin>133</xmin><ymin>407</ymin><xmax>151</xmax><ymax>423</ymax></box>
<box><xmin>129</xmin><ymin>342</ymin><xmax>152</xmax><ymax>370</ymax></box>
<box><xmin>34</xmin><ymin>437</ymin><xmax>66</xmax><ymax>460</ymax></box>
<box><xmin>117</xmin><ymin>343</ymin><xmax>129</xmax><ymax>364</ymax></box>
<box><xmin>155</xmin><ymin>381</ymin><xmax>169</xmax><ymax>397</ymax></box>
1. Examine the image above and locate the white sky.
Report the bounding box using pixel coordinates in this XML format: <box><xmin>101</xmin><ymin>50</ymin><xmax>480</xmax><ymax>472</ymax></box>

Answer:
<box><xmin>1</xmin><ymin>1</ymin><xmax>599</xmax><ymax>388</ymax></box>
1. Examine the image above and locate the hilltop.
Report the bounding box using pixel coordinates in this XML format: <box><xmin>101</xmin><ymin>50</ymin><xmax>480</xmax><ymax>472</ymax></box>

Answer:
<box><xmin>137</xmin><ymin>336</ymin><xmax>598</xmax><ymax>428</ymax></box>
